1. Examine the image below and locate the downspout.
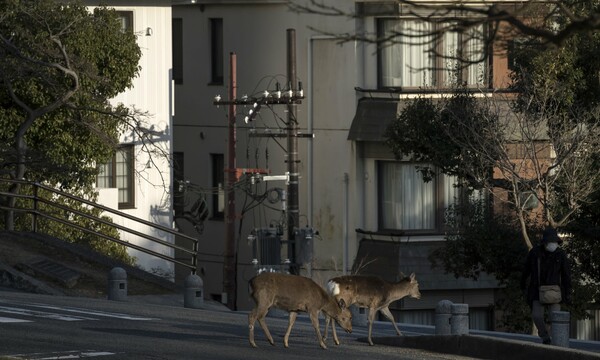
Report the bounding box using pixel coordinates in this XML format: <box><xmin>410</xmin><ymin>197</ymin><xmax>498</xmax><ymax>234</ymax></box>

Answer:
<box><xmin>343</xmin><ymin>172</ymin><xmax>349</xmax><ymax>274</ymax></box>
<box><xmin>307</xmin><ymin>37</ymin><xmax>314</xmax><ymax>278</ymax></box>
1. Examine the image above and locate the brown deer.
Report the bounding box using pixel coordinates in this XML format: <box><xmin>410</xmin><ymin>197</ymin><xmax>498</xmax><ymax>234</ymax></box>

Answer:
<box><xmin>325</xmin><ymin>273</ymin><xmax>421</xmax><ymax>346</ymax></box>
<box><xmin>248</xmin><ymin>272</ymin><xmax>352</xmax><ymax>349</ymax></box>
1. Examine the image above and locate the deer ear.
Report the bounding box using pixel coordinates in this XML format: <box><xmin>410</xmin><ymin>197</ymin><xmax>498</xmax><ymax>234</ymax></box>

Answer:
<box><xmin>338</xmin><ymin>299</ymin><xmax>347</xmax><ymax>310</ymax></box>
<box><xmin>410</xmin><ymin>273</ymin><xmax>416</xmax><ymax>282</ymax></box>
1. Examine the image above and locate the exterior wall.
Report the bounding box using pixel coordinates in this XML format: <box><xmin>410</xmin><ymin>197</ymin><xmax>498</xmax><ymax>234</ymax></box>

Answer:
<box><xmin>87</xmin><ymin>1</ymin><xmax>175</xmax><ymax>277</ymax></box>
<box><xmin>174</xmin><ymin>0</ymin><xmax>515</xmax><ymax>312</ymax></box>
<box><xmin>173</xmin><ymin>1</ymin><xmax>357</xmax><ymax>308</ymax></box>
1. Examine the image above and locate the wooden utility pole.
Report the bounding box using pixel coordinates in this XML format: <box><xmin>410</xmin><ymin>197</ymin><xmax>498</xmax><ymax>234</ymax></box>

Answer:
<box><xmin>286</xmin><ymin>29</ymin><xmax>299</xmax><ymax>274</ymax></box>
<box><xmin>223</xmin><ymin>52</ymin><xmax>237</xmax><ymax>310</ymax></box>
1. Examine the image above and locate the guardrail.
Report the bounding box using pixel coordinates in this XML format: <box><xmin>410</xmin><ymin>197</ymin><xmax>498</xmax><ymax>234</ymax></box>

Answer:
<box><xmin>0</xmin><ymin>178</ymin><xmax>199</xmax><ymax>274</ymax></box>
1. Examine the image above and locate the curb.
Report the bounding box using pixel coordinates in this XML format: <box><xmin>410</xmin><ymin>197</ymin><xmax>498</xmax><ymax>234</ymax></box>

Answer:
<box><xmin>373</xmin><ymin>335</ymin><xmax>600</xmax><ymax>360</ymax></box>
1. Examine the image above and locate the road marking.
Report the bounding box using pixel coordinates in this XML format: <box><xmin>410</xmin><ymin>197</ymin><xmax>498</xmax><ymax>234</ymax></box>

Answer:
<box><xmin>0</xmin><ymin>305</ymin><xmax>95</xmax><ymax>321</ymax></box>
<box><xmin>26</xmin><ymin>303</ymin><xmax>158</xmax><ymax>321</ymax></box>
<box><xmin>0</xmin><ymin>299</ymin><xmax>158</xmax><ymax>321</ymax></box>
<box><xmin>0</xmin><ymin>316</ymin><xmax>32</xmax><ymax>323</ymax></box>
<box><xmin>7</xmin><ymin>350</ymin><xmax>116</xmax><ymax>359</ymax></box>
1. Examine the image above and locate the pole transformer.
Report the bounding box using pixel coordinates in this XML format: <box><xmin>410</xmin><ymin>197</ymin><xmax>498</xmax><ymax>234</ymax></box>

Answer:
<box><xmin>286</xmin><ymin>29</ymin><xmax>299</xmax><ymax>274</ymax></box>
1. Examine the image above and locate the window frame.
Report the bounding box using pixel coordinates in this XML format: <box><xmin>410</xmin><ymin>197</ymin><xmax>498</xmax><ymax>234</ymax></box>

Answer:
<box><xmin>116</xmin><ymin>11</ymin><xmax>134</xmax><ymax>33</ymax></box>
<box><xmin>173</xmin><ymin>152</ymin><xmax>185</xmax><ymax>217</ymax></box>
<box><xmin>172</xmin><ymin>18</ymin><xmax>183</xmax><ymax>85</ymax></box>
<box><xmin>211</xmin><ymin>153</ymin><xmax>224</xmax><ymax>219</ymax></box>
<box><xmin>97</xmin><ymin>145</ymin><xmax>136</xmax><ymax>210</ymax></box>
<box><xmin>209</xmin><ymin>18</ymin><xmax>224</xmax><ymax>85</ymax></box>
<box><xmin>377</xmin><ymin>161</ymin><xmax>458</xmax><ymax>235</ymax></box>
<box><xmin>376</xmin><ymin>17</ymin><xmax>490</xmax><ymax>90</ymax></box>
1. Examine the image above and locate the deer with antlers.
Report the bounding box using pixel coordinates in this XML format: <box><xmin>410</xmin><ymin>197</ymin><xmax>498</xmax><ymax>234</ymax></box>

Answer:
<box><xmin>325</xmin><ymin>273</ymin><xmax>421</xmax><ymax>346</ymax></box>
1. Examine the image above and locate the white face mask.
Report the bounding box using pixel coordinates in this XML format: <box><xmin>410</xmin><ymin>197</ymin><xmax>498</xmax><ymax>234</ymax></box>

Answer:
<box><xmin>545</xmin><ymin>242</ymin><xmax>559</xmax><ymax>252</ymax></box>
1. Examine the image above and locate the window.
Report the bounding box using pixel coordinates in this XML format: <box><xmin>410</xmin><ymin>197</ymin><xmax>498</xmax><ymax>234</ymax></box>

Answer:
<box><xmin>116</xmin><ymin>11</ymin><xmax>133</xmax><ymax>33</ymax></box>
<box><xmin>173</xmin><ymin>152</ymin><xmax>185</xmax><ymax>217</ymax></box>
<box><xmin>377</xmin><ymin>18</ymin><xmax>488</xmax><ymax>89</ymax></box>
<box><xmin>211</xmin><ymin>153</ymin><xmax>224</xmax><ymax>219</ymax></box>
<box><xmin>210</xmin><ymin>18</ymin><xmax>223</xmax><ymax>85</ymax></box>
<box><xmin>172</xmin><ymin>18</ymin><xmax>183</xmax><ymax>84</ymax></box>
<box><xmin>97</xmin><ymin>145</ymin><xmax>135</xmax><ymax>209</ymax></box>
<box><xmin>378</xmin><ymin>162</ymin><xmax>459</xmax><ymax>232</ymax></box>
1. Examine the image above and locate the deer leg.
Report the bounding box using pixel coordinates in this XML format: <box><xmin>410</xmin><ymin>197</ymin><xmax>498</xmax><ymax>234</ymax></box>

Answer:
<box><xmin>248</xmin><ymin>308</ymin><xmax>259</xmax><ymax>347</ymax></box>
<box><xmin>330</xmin><ymin>316</ymin><xmax>340</xmax><ymax>345</ymax></box>
<box><xmin>380</xmin><ymin>307</ymin><xmax>402</xmax><ymax>336</ymax></box>
<box><xmin>367</xmin><ymin>307</ymin><xmax>377</xmax><ymax>346</ymax></box>
<box><xmin>283</xmin><ymin>311</ymin><xmax>298</xmax><ymax>348</ymax></box>
<box><xmin>309</xmin><ymin>310</ymin><xmax>328</xmax><ymax>349</ymax></box>
<box><xmin>250</xmin><ymin>305</ymin><xmax>274</xmax><ymax>347</ymax></box>
<box><xmin>323</xmin><ymin>315</ymin><xmax>340</xmax><ymax>345</ymax></box>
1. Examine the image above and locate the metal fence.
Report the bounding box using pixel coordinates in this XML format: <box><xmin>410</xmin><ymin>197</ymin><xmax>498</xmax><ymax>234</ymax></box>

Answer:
<box><xmin>0</xmin><ymin>178</ymin><xmax>199</xmax><ymax>274</ymax></box>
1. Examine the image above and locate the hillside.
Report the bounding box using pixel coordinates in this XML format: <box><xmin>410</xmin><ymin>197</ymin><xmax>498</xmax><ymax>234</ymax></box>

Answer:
<box><xmin>0</xmin><ymin>231</ymin><xmax>178</xmax><ymax>298</ymax></box>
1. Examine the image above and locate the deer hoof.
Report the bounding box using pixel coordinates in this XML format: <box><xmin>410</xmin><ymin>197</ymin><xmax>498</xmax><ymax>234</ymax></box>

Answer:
<box><xmin>334</xmin><ymin>340</ymin><xmax>340</xmax><ymax>346</ymax></box>
<box><xmin>250</xmin><ymin>341</ymin><xmax>257</xmax><ymax>348</ymax></box>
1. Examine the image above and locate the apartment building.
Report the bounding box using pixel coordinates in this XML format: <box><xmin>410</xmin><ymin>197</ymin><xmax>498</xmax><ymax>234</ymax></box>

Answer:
<box><xmin>172</xmin><ymin>0</ymin><xmax>518</xmax><ymax>329</ymax></box>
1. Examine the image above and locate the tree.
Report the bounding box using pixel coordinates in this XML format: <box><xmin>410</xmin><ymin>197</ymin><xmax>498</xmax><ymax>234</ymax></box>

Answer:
<box><xmin>385</xmin><ymin>70</ymin><xmax>600</xmax><ymax>250</ymax></box>
<box><xmin>0</xmin><ymin>0</ymin><xmax>166</xmax><ymax>263</ymax></box>
<box><xmin>386</xmin><ymin>1</ymin><xmax>600</xmax><ymax>324</ymax></box>
<box><xmin>290</xmin><ymin>0</ymin><xmax>600</xmax><ymax>49</ymax></box>
<box><xmin>0</xmin><ymin>0</ymin><xmax>141</xmax><ymax>230</ymax></box>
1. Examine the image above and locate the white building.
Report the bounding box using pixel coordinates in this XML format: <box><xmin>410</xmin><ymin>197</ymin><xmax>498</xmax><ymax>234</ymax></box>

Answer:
<box><xmin>87</xmin><ymin>0</ymin><xmax>177</xmax><ymax>278</ymax></box>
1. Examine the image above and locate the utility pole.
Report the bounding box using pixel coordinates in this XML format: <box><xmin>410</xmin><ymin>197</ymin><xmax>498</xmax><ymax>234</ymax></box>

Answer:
<box><xmin>223</xmin><ymin>52</ymin><xmax>237</xmax><ymax>310</ymax></box>
<box><xmin>213</xmin><ymin>31</ymin><xmax>307</xmax><ymax>306</ymax></box>
<box><xmin>286</xmin><ymin>29</ymin><xmax>299</xmax><ymax>274</ymax></box>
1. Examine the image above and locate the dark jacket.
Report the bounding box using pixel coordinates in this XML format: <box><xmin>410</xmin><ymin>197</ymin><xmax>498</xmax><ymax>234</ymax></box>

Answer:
<box><xmin>520</xmin><ymin>244</ymin><xmax>572</xmax><ymax>306</ymax></box>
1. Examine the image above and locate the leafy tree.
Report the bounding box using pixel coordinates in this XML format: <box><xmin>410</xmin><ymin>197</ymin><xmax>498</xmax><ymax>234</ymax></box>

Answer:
<box><xmin>0</xmin><ymin>0</ymin><xmax>143</xmax><ymax>262</ymax></box>
<box><xmin>387</xmin><ymin>0</ymin><xmax>600</xmax><ymax>325</ymax></box>
<box><xmin>290</xmin><ymin>0</ymin><xmax>600</xmax><ymax>49</ymax></box>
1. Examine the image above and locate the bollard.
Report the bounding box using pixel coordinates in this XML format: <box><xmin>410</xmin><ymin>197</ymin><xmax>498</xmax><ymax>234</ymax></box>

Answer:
<box><xmin>450</xmin><ymin>303</ymin><xmax>469</xmax><ymax>335</ymax></box>
<box><xmin>551</xmin><ymin>311</ymin><xmax>570</xmax><ymax>348</ymax></box>
<box><xmin>351</xmin><ymin>305</ymin><xmax>368</xmax><ymax>327</ymax></box>
<box><xmin>108</xmin><ymin>267</ymin><xmax>127</xmax><ymax>301</ymax></box>
<box><xmin>435</xmin><ymin>300</ymin><xmax>453</xmax><ymax>335</ymax></box>
<box><xmin>184</xmin><ymin>274</ymin><xmax>204</xmax><ymax>309</ymax></box>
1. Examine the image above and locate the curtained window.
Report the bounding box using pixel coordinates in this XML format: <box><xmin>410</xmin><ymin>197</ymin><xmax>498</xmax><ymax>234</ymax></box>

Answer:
<box><xmin>378</xmin><ymin>19</ymin><xmax>487</xmax><ymax>89</ymax></box>
<box><xmin>379</xmin><ymin>162</ymin><xmax>459</xmax><ymax>232</ymax></box>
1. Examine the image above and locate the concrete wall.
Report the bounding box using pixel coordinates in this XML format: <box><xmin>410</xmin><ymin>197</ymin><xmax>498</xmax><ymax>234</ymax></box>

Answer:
<box><xmin>173</xmin><ymin>1</ymin><xmax>359</xmax><ymax>308</ymax></box>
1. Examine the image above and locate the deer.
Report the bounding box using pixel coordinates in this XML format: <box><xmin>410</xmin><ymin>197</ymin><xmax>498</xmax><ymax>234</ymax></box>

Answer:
<box><xmin>248</xmin><ymin>272</ymin><xmax>352</xmax><ymax>349</ymax></box>
<box><xmin>324</xmin><ymin>272</ymin><xmax>421</xmax><ymax>346</ymax></box>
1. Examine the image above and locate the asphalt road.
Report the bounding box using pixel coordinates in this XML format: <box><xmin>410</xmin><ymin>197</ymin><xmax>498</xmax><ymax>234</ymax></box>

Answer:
<box><xmin>0</xmin><ymin>290</ymin><xmax>481</xmax><ymax>360</ymax></box>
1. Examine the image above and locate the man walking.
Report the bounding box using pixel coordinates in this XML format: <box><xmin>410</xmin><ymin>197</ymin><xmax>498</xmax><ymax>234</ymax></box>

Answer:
<box><xmin>521</xmin><ymin>227</ymin><xmax>572</xmax><ymax>344</ymax></box>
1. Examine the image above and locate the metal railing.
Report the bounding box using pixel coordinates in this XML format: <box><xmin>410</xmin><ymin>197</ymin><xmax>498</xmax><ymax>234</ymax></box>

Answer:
<box><xmin>0</xmin><ymin>178</ymin><xmax>198</xmax><ymax>274</ymax></box>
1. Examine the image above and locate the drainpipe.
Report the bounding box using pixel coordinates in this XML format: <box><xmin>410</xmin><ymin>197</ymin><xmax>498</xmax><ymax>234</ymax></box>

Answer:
<box><xmin>343</xmin><ymin>173</ymin><xmax>349</xmax><ymax>274</ymax></box>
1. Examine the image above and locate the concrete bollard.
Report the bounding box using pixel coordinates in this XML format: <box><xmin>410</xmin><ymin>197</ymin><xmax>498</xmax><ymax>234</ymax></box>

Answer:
<box><xmin>184</xmin><ymin>274</ymin><xmax>204</xmax><ymax>309</ymax></box>
<box><xmin>351</xmin><ymin>305</ymin><xmax>368</xmax><ymax>327</ymax></box>
<box><xmin>450</xmin><ymin>303</ymin><xmax>469</xmax><ymax>335</ymax></box>
<box><xmin>108</xmin><ymin>267</ymin><xmax>127</xmax><ymax>301</ymax></box>
<box><xmin>551</xmin><ymin>311</ymin><xmax>570</xmax><ymax>348</ymax></box>
<box><xmin>435</xmin><ymin>300</ymin><xmax>453</xmax><ymax>335</ymax></box>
